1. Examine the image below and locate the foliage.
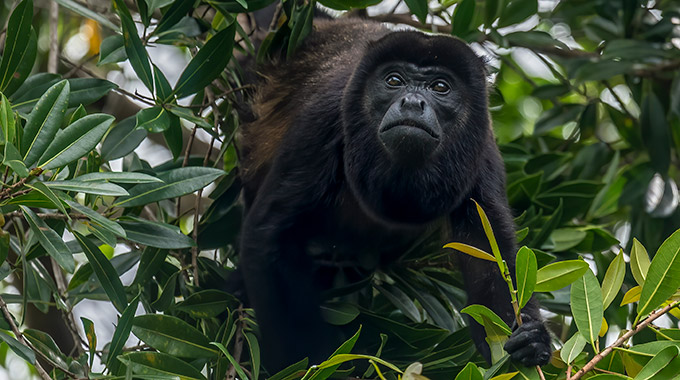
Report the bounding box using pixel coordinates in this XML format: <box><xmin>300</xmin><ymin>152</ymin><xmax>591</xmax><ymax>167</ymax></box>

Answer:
<box><xmin>0</xmin><ymin>0</ymin><xmax>679</xmax><ymax>379</ymax></box>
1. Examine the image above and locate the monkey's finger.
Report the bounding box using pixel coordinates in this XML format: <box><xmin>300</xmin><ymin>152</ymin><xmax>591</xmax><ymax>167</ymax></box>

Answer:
<box><xmin>508</xmin><ymin>342</ymin><xmax>552</xmax><ymax>366</ymax></box>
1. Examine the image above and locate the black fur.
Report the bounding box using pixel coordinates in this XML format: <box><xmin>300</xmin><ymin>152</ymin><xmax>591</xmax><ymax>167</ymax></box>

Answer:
<box><xmin>238</xmin><ymin>17</ymin><xmax>552</xmax><ymax>371</ymax></box>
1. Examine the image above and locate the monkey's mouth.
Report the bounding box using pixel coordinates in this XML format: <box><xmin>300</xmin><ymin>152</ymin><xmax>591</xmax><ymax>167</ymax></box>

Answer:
<box><xmin>380</xmin><ymin>120</ymin><xmax>440</xmax><ymax>140</ymax></box>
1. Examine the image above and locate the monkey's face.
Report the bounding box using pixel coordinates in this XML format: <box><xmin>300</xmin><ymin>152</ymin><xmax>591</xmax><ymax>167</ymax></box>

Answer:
<box><xmin>367</xmin><ymin>62</ymin><xmax>463</xmax><ymax>166</ymax></box>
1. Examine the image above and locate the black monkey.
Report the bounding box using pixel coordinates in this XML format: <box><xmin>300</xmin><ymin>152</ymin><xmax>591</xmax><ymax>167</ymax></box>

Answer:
<box><xmin>238</xmin><ymin>17</ymin><xmax>552</xmax><ymax>371</ymax></box>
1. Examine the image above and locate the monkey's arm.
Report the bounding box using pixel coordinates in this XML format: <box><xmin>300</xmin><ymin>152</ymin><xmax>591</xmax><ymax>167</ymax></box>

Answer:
<box><xmin>452</xmin><ymin>156</ymin><xmax>551</xmax><ymax>366</ymax></box>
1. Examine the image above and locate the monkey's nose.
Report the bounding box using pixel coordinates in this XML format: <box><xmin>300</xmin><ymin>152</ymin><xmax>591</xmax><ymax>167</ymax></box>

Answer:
<box><xmin>400</xmin><ymin>93</ymin><xmax>426</xmax><ymax>113</ymax></box>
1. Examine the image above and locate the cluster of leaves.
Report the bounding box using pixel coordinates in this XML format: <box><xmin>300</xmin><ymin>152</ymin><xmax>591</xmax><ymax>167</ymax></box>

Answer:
<box><xmin>0</xmin><ymin>0</ymin><xmax>679</xmax><ymax>379</ymax></box>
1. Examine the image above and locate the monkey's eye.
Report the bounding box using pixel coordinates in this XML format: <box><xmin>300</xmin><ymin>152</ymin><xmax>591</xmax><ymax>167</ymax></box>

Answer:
<box><xmin>430</xmin><ymin>80</ymin><xmax>451</xmax><ymax>94</ymax></box>
<box><xmin>385</xmin><ymin>74</ymin><xmax>404</xmax><ymax>87</ymax></box>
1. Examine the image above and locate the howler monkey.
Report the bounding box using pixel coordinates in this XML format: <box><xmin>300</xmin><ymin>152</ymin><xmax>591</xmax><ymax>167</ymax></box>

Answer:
<box><xmin>238</xmin><ymin>17</ymin><xmax>552</xmax><ymax>371</ymax></box>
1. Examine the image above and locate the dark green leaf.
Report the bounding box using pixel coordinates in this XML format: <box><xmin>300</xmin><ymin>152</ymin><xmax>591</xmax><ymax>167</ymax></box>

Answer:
<box><xmin>118</xmin><ymin>351</ymin><xmax>207</xmax><ymax>380</ymax></box>
<box><xmin>114</xmin><ymin>167</ymin><xmax>225</xmax><ymax>207</ymax></box>
<box><xmin>641</xmin><ymin>92</ymin><xmax>671</xmax><ymax>175</ymax></box>
<box><xmin>0</xmin><ymin>331</ymin><xmax>35</xmax><ymax>364</ymax></box>
<box><xmin>46</xmin><ymin>180</ymin><xmax>129</xmax><ymax>196</ymax></box>
<box><xmin>174</xmin><ymin>289</ymin><xmax>238</xmax><ymax>318</ymax></box>
<box><xmin>404</xmin><ymin>0</ymin><xmax>428</xmax><ymax>23</ymax></box>
<box><xmin>153</xmin><ymin>65</ymin><xmax>173</xmax><ymax>103</ymax></box>
<box><xmin>135</xmin><ymin>106</ymin><xmax>171</xmax><ymax>133</ymax></box>
<box><xmin>155</xmin><ymin>0</ymin><xmax>195</xmax><ymax>35</ymax></box>
<box><xmin>498</xmin><ymin>0</ymin><xmax>537</xmax><ymax>28</ymax></box>
<box><xmin>107</xmin><ymin>294</ymin><xmax>140</xmax><ymax>374</ymax></box>
<box><xmin>206</xmin><ymin>0</ymin><xmax>277</xmax><ymax>13</ymax></box>
<box><xmin>119</xmin><ymin>218</ymin><xmax>195</xmax><ymax>249</ymax></box>
<box><xmin>534</xmin><ymin>104</ymin><xmax>584</xmax><ymax>135</ymax></box>
<box><xmin>21</xmin><ymin>80</ymin><xmax>70</xmax><ymax>167</ymax></box>
<box><xmin>163</xmin><ymin>114</ymin><xmax>183</xmax><ymax>160</ymax></box>
<box><xmin>74</xmin><ymin>171</ymin><xmax>162</xmax><ymax>184</ymax></box>
<box><xmin>73</xmin><ymin>231</ymin><xmax>128</xmax><ymax>313</ymax></box>
<box><xmin>67</xmin><ymin>78</ymin><xmax>118</xmax><ymax>107</ymax></box>
<box><xmin>320</xmin><ymin>302</ymin><xmax>360</xmax><ymax>325</ymax></box>
<box><xmin>114</xmin><ymin>0</ymin><xmax>154</xmax><ymax>92</ymax></box>
<box><xmin>23</xmin><ymin>329</ymin><xmax>69</xmax><ymax>371</ymax></box>
<box><xmin>38</xmin><ymin>114</ymin><xmax>114</xmax><ymax>170</ymax></box>
<box><xmin>173</xmin><ymin>24</ymin><xmax>237</xmax><ymax>98</ymax></box>
<box><xmin>65</xmin><ymin>200</ymin><xmax>126</xmax><ymax>238</ymax></box>
<box><xmin>132</xmin><ymin>247</ymin><xmax>167</xmax><ymax>285</ymax></box>
<box><xmin>0</xmin><ymin>0</ymin><xmax>34</xmax><ymax>94</ymax></box>
<box><xmin>20</xmin><ymin>206</ymin><xmax>75</xmax><ymax>273</ymax></box>
<box><xmin>101</xmin><ymin>116</ymin><xmax>148</xmax><ymax>161</ymax></box>
<box><xmin>7</xmin><ymin>73</ymin><xmax>61</xmax><ymax>113</ymax></box>
<box><xmin>451</xmin><ymin>0</ymin><xmax>475</xmax><ymax>37</ymax></box>
<box><xmin>132</xmin><ymin>314</ymin><xmax>217</xmax><ymax>358</ymax></box>
<box><xmin>98</xmin><ymin>34</ymin><xmax>127</xmax><ymax>65</ymax></box>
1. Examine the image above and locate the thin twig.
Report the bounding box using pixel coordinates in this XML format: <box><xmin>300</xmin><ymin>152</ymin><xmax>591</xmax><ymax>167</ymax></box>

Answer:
<box><xmin>571</xmin><ymin>301</ymin><xmax>680</xmax><ymax>380</ymax></box>
<box><xmin>0</xmin><ymin>294</ymin><xmax>53</xmax><ymax>380</ymax></box>
<box><xmin>0</xmin><ymin>169</ymin><xmax>42</xmax><ymax>201</ymax></box>
<box><xmin>3</xmin><ymin>211</ymin><xmax>89</xmax><ymax>220</ymax></box>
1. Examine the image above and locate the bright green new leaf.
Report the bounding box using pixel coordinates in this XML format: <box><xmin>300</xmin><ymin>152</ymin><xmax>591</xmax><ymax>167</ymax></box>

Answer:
<box><xmin>516</xmin><ymin>246</ymin><xmax>537</xmax><ymax>308</ymax></box>
<box><xmin>535</xmin><ymin>259</ymin><xmax>589</xmax><ymax>292</ymax></box>
<box><xmin>114</xmin><ymin>167</ymin><xmax>225</xmax><ymax>207</ymax></box>
<box><xmin>131</xmin><ymin>314</ymin><xmax>217</xmax><ymax>358</ymax></box>
<box><xmin>461</xmin><ymin>304</ymin><xmax>512</xmax><ymax>335</ymax></box>
<box><xmin>20</xmin><ymin>206</ymin><xmax>75</xmax><ymax>273</ymax></box>
<box><xmin>21</xmin><ymin>80</ymin><xmax>70</xmax><ymax>167</ymax></box>
<box><xmin>38</xmin><ymin>114</ymin><xmax>114</xmax><ymax>169</ymax></box>
<box><xmin>561</xmin><ymin>333</ymin><xmax>587</xmax><ymax>364</ymax></box>
<box><xmin>601</xmin><ymin>250</ymin><xmax>626</xmax><ymax>310</ymax></box>
<box><xmin>118</xmin><ymin>351</ymin><xmax>207</xmax><ymax>380</ymax></box>
<box><xmin>571</xmin><ymin>268</ymin><xmax>603</xmax><ymax>349</ymax></box>
<box><xmin>443</xmin><ymin>242</ymin><xmax>496</xmax><ymax>262</ymax></box>
<box><xmin>638</xmin><ymin>229</ymin><xmax>680</xmax><ymax>321</ymax></box>
<box><xmin>173</xmin><ymin>23</ymin><xmax>237</xmax><ymax>99</ymax></box>
<box><xmin>73</xmin><ymin>231</ymin><xmax>128</xmax><ymax>313</ymax></box>
<box><xmin>631</xmin><ymin>238</ymin><xmax>651</xmax><ymax>286</ymax></box>
<box><xmin>621</xmin><ymin>286</ymin><xmax>642</xmax><ymax>306</ymax></box>
<box><xmin>454</xmin><ymin>362</ymin><xmax>483</xmax><ymax>380</ymax></box>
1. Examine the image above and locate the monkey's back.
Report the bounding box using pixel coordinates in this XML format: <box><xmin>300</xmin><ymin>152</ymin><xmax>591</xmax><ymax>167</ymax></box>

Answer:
<box><xmin>238</xmin><ymin>18</ymin><xmax>389</xmax><ymax>202</ymax></box>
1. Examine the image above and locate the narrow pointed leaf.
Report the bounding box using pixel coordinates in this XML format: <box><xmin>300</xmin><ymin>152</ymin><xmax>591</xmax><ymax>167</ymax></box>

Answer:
<box><xmin>21</xmin><ymin>80</ymin><xmax>70</xmax><ymax>166</ymax></box>
<box><xmin>67</xmin><ymin>78</ymin><xmax>118</xmax><ymax>107</ymax></box>
<box><xmin>74</xmin><ymin>171</ymin><xmax>162</xmax><ymax>184</ymax></box>
<box><xmin>132</xmin><ymin>314</ymin><xmax>217</xmax><ymax>358</ymax></box>
<box><xmin>98</xmin><ymin>34</ymin><xmax>127</xmax><ymax>65</ymax></box>
<box><xmin>132</xmin><ymin>247</ymin><xmax>167</xmax><ymax>285</ymax></box>
<box><xmin>64</xmin><ymin>200</ymin><xmax>125</xmax><ymax>238</ymax></box>
<box><xmin>638</xmin><ymin>229</ymin><xmax>680</xmax><ymax>319</ymax></box>
<box><xmin>571</xmin><ymin>268</ymin><xmax>603</xmax><ymax>349</ymax></box>
<box><xmin>444</xmin><ymin>242</ymin><xmax>496</xmax><ymax>262</ymax></box>
<box><xmin>631</xmin><ymin>238</ymin><xmax>651</xmax><ymax>286</ymax></box>
<box><xmin>114</xmin><ymin>167</ymin><xmax>225</xmax><ymax>207</ymax></box>
<box><xmin>38</xmin><ymin>114</ymin><xmax>114</xmax><ymax>169</ymax></box>
<box><xmin>106</xmin><ymin>294</ymin><xmax>139</xmax><ymax>373</ymax></box>
<box><xmin>0</xmin><ymin>93</ymin><xmax>16</xmax><ymax>144</ymax></box>
<box><xmin>535</xmin><ymin>260</ymin><xmax>589</xmax><ymax>292</ymax></box>
<box><xmin>118</xmin><ymin>351</ymin><xmax>207</xmax><ymax>380</ymax></box>
<box><xmin>0</xmin><ymin>0</ymin><xmax>34</xmax><ymax>93</ymax></box>
<box><xmin>20</xmin><ymin>206</ymin><xmax>75</xmax><ymax>273</ymax></box>
<box><xmin>561</xmin><ymin>333</ymin><xmax>587</xmax><ymax>364</ymax></box>
<box><xmin>113</xmin><ymin>0</ymin><xmax>153</xmax><ymax>92</ymax></box>
<box><xmin>173</xmin><ymin>290</ymin><xmax>239</xmax><ymax>318</ymax></box>
<box><xmin>0</xmin><ymin>331</ymin><xmax>35</xmax><ymax>364</ymax></box>
<box><xmin>26</xmin><ymin>182</ymin><xmax>68</xmax><ymax>217</ymax></box>
<box><xmin>154</xmin><ymin>0</ymin><xmax>195</xmax><ymax>35</ymax></box>
<box><xmin>23</xmin><ymin>329</ymin><xmax>69</xmax><ymax>371</ymax></box>
<box><xmin>101</xmin><ymin>116</ymin><xmax>147</xmax><ymax>161</ymax></box>
<box><xmin>80</xmin><ymin>317</ymin><xmax>97</xmax><ymax>368</ymax></box>
<box><xmin>633</xmin><ymin>345</ymin><xmax>680</xmax><ymax>380</ymax></box>
<box><xmin>46</xmin><ymin>180</ymin><xmax>128</xmax><ymax>196</ymax></box>
<box><xmin>8</xmin><ymin>73</ymin><xmax>61</xmax><ymax>113</ymax></box>
<box><xmin>73</xmin><ymin>231</ymin><xmax>127</xmax><ymax>313</ymax></box>
<box><xmin>461</xmin><ymin>304</ymin><xmax>512</xmax><ymax>335</ymax></box>
<box><xmin>173</xmin><ymin>24</ymin><xmax>236</xmax><ymax>98</ymax></box>
<box><xmin>118</xmin><ymin>218</ymin><xmax>195</xmax><ymax>248</ymax></box>
<box><xmin>601</xmin><ymin>250</ymin><xmax>626</xmax><ymax>310</ymax></box>
<box><xmin>135</xmin><ymin>106</ymin><xmax>171</xmax><ymax>133</ymax></box>
<box><xmin>516</xmin><ymin>246</ymin><xmax>537</xmax><ymax>308</ymax></box>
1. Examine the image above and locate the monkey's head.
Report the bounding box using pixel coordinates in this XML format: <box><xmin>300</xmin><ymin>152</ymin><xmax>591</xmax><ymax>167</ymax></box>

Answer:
<box><xmin>342</xmin><ymin>31</ymin><xmax>493</xmax><ymax>224</ymax></box>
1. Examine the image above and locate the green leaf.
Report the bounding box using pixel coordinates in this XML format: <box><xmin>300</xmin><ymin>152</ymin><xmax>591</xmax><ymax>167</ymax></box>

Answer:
<box><xmin>535</xmin><ymin>259</ymin><xmax>589</xmax><ymax>292</ymax></box>
<box><xmin>132</xmin><ymin>314</ymin><xmax>217</xmax><ymax>359</ymax></box>
<box><xmin>163</xmin><ymin>114</ymin><xmax>183</xmax><ymax>160</ymax></box>
<box><xmin>443</xmin><ymin>242</ymin><xmax>496</xmax><ymax>261</ymax></box>
<box><xmin>0</xmin><ymin>0</ymin><xmax>35</xmax><ymax>94</ymax></box>
<box><xmin>309</xmin><ymin>327</ymin><xmax>362</xmax><ymax>380</ymax></box>
<box><xmin>114</xmin><ymin>0</ymin><xmax>154</xmax><ymax>92</ymax></box>
<box><xmin>638</xmin><ymin>229</ymin><xmax>680</xmax><ymax>320</ymax></box>
<box><xmin>452</xmin><ymin>0</ymin><xmax>475</xmax><ymax>37</ymax></box>
<box><xmin>3</xmin><ymin>141</ymin><xmax>29</xmax><ymax>178</ymax></box>
<box><xmin>205</xmin><ymin>0</ymin><xmax>277</xmax><ymax>13</ymax></box>
<box><xmin>114</xmin><ymin>167</ymin><xmax>225</xmax><ymax>207</ymax></box>
<box><xmin>173</xmin><ymin>24</ymin><xmax>237</xmax><ymax>99</ymax></box>
<box><xmin>484</xmin><ymin>0</ymin><xmax>501</xmax><ymax>26</ymax></box>
<box><xmin>560</xmin><ymin>333</ymin><xmax>587</xmax><ymax>364</ymax></box>
<box><xmin>454</xmin><ymin>362</ymin><xmax>483</xmax><ymax>380</ymax></box>
<box><xmin>498</xmin><ymin>0</ymin><xmax>537</xmax><ymax>28</ymax></box>
<box><xmin>74</xmin><ymin>171</ymin><xmax>162</xmax><ymax>184</ymax></box>
<box><xmin>621</xmin><ymin>285</ymin><xmax>641</xmax><ymax>306</ymax></box>
<box><xmin>46</xmin><ymin>180</ymin><xmax>129</xmax><ymax>196</ymax></box>
<box><xmin>0</xmin><ymin>93</ymin><xmax>16</xmax><ymax>144</ymax></box>
<box><xmin>167</xmin><ymin>105</ymin><xmax>212</xmax><ymax>129</ymax></box>
<box><xmin>38</xmin><ymin>114</ymin><xmax>114</xmax><ymax>170</ymax></box>
<box><xmin>135</xmin><ymin>106</ymin><xmax>171</xmax><ymax>133</ymax></box>
<box><xmin>73</xmin><ymin>231</ymin><xmax>128</xmax><ymax>313</ymax></box>
<box><xmin>244</xmin><ymin>332</ymin><xmax>260</xmax><ymax>380</ymax></box>
<box><xmin>132</xmin><ymin>247</ymin><xmax>167</xmax><ymax>285</ymax></box>
<box><xmin>27</xmin><ymin>182</ymin><xmax>68</xmax><ymax>217</ymax></box>
<box><xmin>547</xmin><ymin>228</ymin><xmax>587</xmax><ymax>251</ymax></box>
<box><xmin>118</xmin><ymin>218</ymin><xmax>195</xmax><ymax>249</ymax></box>
<box><xmin>173</xmin><ymin>290</ymin><xmax>239</xmax><ymax>318</ymax></box>
<box><xmin>631</xmin><ymin>238</ymin><xmax>651</xmax><ymax>286</ymax></box>
<box><xmin>601</xmin><ymin>250</ymin><xmax>626</xmax><ymax>310</ymax></box>
<box><xmin>23</xmin><ymin>329</ymin><xmax>69</xmax><ymax>371</ymax></box>
<box><xmin>153</xmin><ymin>65</ymin><xmax>173</xmax><ymax>103</ymax></box>
<box><xmin>106</xmin><ymin>294</ymin><xmax>139</xmax><ymax>374</ymax></box>
<box><xmin>154</xmin><ymin>0</ymin><xmax>195</xmax><ymax>35</ymax></box>
<box><xmin>404</xmin><ymin>0</ymin><xmax>428</xmax><ymax>23</ymax></box>
<box><xmin>534</xmin><ymin>104</ymin><xmax>584</xmax><ymax>135</ymax></box>
<box><xmin>575</xmin><ymin>60</ymin><xmax>635</xmax><ymax>82</ymax></box>
<box><xmin>20</xmin><ymin>206</ymin><xmax>75</xmax><ymax>273</ymax></box>
<box><xmin>118</xmin><ymin>351</ymin><xmax>207</xmax><ymax>380</ymax></box>
<box><xmin>460</xmin><ymin>305</ymin><xmax>512</xmax><ymax>335</ymax></box>
<box><xmin>53</xmin><ymin>0</ymin><xmax>118</xmax><ymax>30</ymax></box>
<box><xmin>21</xmin><ymin>80</ymin><xmax>70</xmax><ymax>167</ymax></box>
<box><xmin>100</xmin><ymin>116</ymin><xmax>148</xmax><ymax>161</ymax></box>
<box><xmin>320</xmin><ymin>302</ymin><xmax>360</xmax><ymax>325</ymax></box>
<box><xmin>641</xmin><ymin>92</ymin><xmax>671</xmax><ymax>175</ymax></box>
<box><xmin>0</xmin><ymin>331</ymin><xmax>35</xmax><ymax>364</ymax></box>
<box><xmin>376</xmin><ymin>283</ymin><xmax>421</xmax><ymax>323</ymax></box>
<box><xmin>516</xmin><ymin>246</ymin><xmax>537</xmax><ymax>309</ymax></box>
<box><xmin>80</xmin><ymin>317</ymin><xmax>97</xmax><ymax>368</ymax></box>
<box><xmin>67</xmin><ymin>78</ymin><xmax>118</xmax><ymax>108</ymax></box>
<box><xmin>64</xmin><ymin>200</ymin><xmax>126</xmax><ymax>238</ymax></box>
<box><xmin>633</xmin><ymin>345</ymin><xmax>680</xmax><ymax>380</ymax></box>
<box><xmin>571</xmin><ymin>268</ymin><xmax>603</xmax><ymax>349</ymax></box>
<box><xmin>8</xmin><ymin>73</ymin><xmax>61</xmax><ymax>113</ymax></box>
<box><xmin>98</xmin><ymin>34</ymin><xmax>127</xmax><ymax>65</ymax></box>
<box><xmin>151</xmin><ymin>272</ymin><xmax>177</xmax><ymax>311</ymax></box>
<box><xmin>212</xmin><ymin>342</ymin><xmax>250</xmax><ymax>380</ymax></box>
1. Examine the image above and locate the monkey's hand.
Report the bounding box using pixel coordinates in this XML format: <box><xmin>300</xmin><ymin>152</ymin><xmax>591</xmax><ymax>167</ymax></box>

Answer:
<box><xmin>503</xmin><ymin>314</ymin><xmax>552</xmax><ymax>366</ymax></box>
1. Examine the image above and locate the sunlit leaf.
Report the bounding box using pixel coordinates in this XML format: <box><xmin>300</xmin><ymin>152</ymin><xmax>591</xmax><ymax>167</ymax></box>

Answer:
<box><xmin>571</xmin><ymin>268</ymin><xmax>603</xmax><ymax>349</ymax></box>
